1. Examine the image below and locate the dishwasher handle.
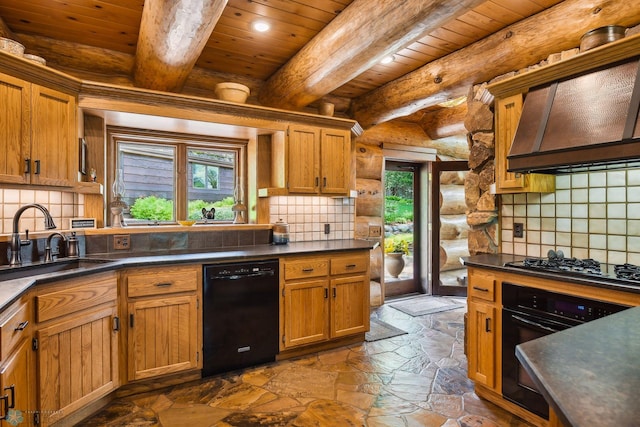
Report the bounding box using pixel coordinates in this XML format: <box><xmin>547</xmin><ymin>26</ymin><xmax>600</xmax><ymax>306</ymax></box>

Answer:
<box><xmin>208</xmin><ymin>271</ymin><xmax>275</xmax><ymax>281</ymax></box>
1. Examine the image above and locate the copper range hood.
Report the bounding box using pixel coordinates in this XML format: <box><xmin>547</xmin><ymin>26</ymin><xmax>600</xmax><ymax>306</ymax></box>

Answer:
<box><xmin>507</xmin><ymin>57</ymin><xmax>640</xmax><ymax>174</ymax></box>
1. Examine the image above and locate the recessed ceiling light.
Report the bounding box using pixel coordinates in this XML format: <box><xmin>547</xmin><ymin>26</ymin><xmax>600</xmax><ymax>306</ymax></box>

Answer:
<box><xmin>380</xmin><ymin>55</ymin><xmax>394</xmax><ymax>65</ymax></box>
<box><xmin>252</xmin><ymin>21</ymin><xmax>270</xmax><ymax>32</ymax></box>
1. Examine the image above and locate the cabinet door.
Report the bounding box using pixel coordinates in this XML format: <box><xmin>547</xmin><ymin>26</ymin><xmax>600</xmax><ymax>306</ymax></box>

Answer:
<box><xmin>287</xmin><ymin>125</ymin><xmax>320</xmax><ymax>193</ymax></box>
<box><xmin>282</xmin><ymin>279</ymin><xmax>329</xmax><ymax>348</ymax></box>
<box><xmin>0</xmin><ymin>340</ymin><xmax>32</xmax><ymax>427</ymax></box>
<box><xmin>495</xmin><ymin>94</ymin><xmax>526</xmax><ymax>192</ymax></box>
<box><xmin>30</xmin><ymin>85</ymin><xmax>77</xmax><ymax>186</ymax></box>
<box><xmin>494</xmin><ymin>94</ymin><xmax>554</xmax><ymax>194</ymax></box>
<box><xmin>467</xmin><ymin>301</ymin><xmax>496</xmax><ymax>389</ymax></box>
<box><xmin>0</xmin><ymin>73</ymin><xmax>30</xmax><ymax>185</ymax></box>
<box><xmin>37</xmin><ymin>305</ymin><xmax>118</xmax><ymax>426</ymax></box>
<box><xmin>330</xmin><ymin>275</ymin><xmax>369</xmax><ymax>338</ymax></box>
<box><xmin>128</xmin><ymin>295</ymin><xmax>199</xmax><ymax>381</ymax></box>
<box><xmin>320</xmin><ymin>129</ymin><xmax>350</xmax><ymax>194</ymax></box>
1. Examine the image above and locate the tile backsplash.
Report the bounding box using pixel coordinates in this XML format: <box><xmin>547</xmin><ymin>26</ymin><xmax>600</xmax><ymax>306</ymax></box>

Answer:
<box><xmin>0</xmin><ymin>189</ymin><xmax>84</xmax><ymax>234</ymax></box>
<box><xmin>500</xmin><ymin>169</ymin><xmax>640</xmax><ymax>265</ymax></box>
<box><xmin>269</xmin><ymin>196</ymin><xmax>355</xmax><ymax>242</ymax></box>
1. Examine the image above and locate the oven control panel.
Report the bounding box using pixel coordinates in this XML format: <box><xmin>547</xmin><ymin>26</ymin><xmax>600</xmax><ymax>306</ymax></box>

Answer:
<box><xmin>503</xmin><ymin>282</ymin><xmax>629</xmax><ymax>323</ymax></box>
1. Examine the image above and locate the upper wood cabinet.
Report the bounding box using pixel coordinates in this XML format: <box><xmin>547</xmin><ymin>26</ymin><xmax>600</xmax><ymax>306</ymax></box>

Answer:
<box><xmin>287</xmin><ymin>125</ymin><xmax>352</xmax><ymax>195</ymax></box>
<box><xmin>0</xmin><ymin>71</ymin><xmax>77</xmax><ymax>187</ymax></box>
<box><xmin>494</xmin><ymin>94</ymin><xmax>554</xmax><ymax>194</ymax></box>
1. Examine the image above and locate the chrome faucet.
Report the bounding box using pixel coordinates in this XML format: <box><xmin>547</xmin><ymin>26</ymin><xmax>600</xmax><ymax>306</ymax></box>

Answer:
<box><xmin>10</xmin><ymin>203</ymin><xmax>57</xmax><ymax>266</ymax></box>
<box><xmin>44</xmin><ymin>232</ymin><xmax>67</xmax><ymax>263</ymax></box>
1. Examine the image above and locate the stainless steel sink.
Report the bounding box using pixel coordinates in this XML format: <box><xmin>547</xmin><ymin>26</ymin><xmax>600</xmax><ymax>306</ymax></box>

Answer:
<box><xmin>0</xmin><ymin>258</ymin><xmax>115</xmax><ymax>282</ymax></box>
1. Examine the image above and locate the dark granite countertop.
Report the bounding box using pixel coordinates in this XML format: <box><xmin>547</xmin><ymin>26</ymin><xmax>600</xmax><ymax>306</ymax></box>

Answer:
<box><xmin>0</xmin><ymin>239</ymin><xmax>374</xmax><ymax>311</ymax></box>
<box><xmin>516</xmin><ymin>306</ymin><xmax>640</xmax><ymax>427</ymax></box>
<box><xmin>461</xmin><ymin>254</ymin><xmax>640</xmax><ymax>295</ymax></box>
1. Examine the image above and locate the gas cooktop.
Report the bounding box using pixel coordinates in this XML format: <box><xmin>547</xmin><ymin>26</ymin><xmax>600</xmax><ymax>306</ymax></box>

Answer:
<box><xmin>504</xmin><ymin>251</ymin><xmax>640</xmax><ymax>286</ymax></box>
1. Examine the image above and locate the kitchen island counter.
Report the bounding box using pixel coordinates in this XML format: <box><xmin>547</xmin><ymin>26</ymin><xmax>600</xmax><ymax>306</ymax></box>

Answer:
<box><xmin>516</xmin><ymin>306</ymin><xmax>640</xmax><ymax>427</ymax></box>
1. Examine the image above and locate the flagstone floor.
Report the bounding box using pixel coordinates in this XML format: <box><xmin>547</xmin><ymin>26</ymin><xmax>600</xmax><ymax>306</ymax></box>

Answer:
<box><xmin>81</xmin><ymin>296</ymin><xmax>533</xmax><ymax>426</ymax></box>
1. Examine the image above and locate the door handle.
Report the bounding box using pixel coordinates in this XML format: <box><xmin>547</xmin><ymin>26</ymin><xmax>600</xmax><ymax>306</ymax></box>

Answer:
<box><xmin>485</xmin><ymin>318</ymin><xmax>491</xmax><ymax>332</ymax></box>
<box><xmin>34</xmin><ymin>160</ymin><xmax>41</xmax><ymax>175</ymax></box>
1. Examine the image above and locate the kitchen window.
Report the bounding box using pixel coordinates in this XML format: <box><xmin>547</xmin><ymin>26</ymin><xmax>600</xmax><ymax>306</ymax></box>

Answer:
<box><xmin>107</xmin><ymin>127</ymin><xmax>247</xmax><ymax>225</ymax></box>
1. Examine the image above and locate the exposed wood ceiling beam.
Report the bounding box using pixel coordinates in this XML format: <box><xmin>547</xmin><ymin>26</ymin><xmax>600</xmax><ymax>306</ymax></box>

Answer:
<box><xmin>133</xmin><ymin>0</ymin><xmax>227</xmax><ymax>92</ymax></box>
<box><xmin>351</xmin><ymin>0</ymin><xmax>640</xmax><ymax>128</ymax></box>
<box><xmin>258</xmin><ymin>0</ymin><xmax>486</xmax><ymax>111</ymax></box>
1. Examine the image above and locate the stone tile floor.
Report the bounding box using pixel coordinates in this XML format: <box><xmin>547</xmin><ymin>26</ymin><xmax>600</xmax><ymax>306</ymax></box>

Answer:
<box><xmin>82</xmin><ymin>296</ymin><xmax>533</xmax><ymax>426</ymax></box>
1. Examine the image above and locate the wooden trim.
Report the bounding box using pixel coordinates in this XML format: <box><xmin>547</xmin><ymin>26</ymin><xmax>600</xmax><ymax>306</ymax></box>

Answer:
<box><xmin>487</xmin><ymin>33</ymin><xmax>640</xmax><ymax>98</ymax></box>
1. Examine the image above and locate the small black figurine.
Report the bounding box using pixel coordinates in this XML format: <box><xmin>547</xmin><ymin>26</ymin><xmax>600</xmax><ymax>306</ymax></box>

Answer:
<box><xmin>202</xmin><ymin>207</ymin><xmax>215</xmax><ymax>220</ymax></box>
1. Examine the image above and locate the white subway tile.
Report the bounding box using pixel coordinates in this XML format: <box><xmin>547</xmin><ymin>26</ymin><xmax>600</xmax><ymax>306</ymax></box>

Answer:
<box><xmin>571</xmin><ymin>174</ymin><xmax>588</xmax><ymax>188</ymax></box>
<box><xmin>589</xmin><ymin>219</ymin><xmax>607</xmax><ymax>234</ymax></box>
<box><xmin>589</xmin><ymin>234</ymin><xmax>607</xmax><ymax>249</ymax></box>
<box><xmin>607</xmin><ymin>171</ymin><xmax>626</xmax><ymax>186</ymax></box>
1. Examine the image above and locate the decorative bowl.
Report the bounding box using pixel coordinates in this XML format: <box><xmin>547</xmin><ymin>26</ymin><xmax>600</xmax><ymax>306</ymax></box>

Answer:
<box><xmin>0</xmin><ymin>37</ymin><xmax>25</xmax><ymax>56</ymax></box>
<box><xmin>177</xmin><ymin>220</ymin><xmax>196</xmax><ymax>226</ymax></box>
<box><xmin>214</xmin><ymin>82</ymin><xmax>250</xmax><ymax>103</ymax></box>
<box><xmin>23</xmin><ymin>53</ymin><xmax>46</xmax><ymax>65</ymax></box>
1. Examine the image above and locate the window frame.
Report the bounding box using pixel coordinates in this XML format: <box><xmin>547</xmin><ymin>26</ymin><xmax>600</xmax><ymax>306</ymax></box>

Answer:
<box><xmin>107</xmin><ymin>126</ymin><xmax>248</xmax><ymax>225</ymax></box>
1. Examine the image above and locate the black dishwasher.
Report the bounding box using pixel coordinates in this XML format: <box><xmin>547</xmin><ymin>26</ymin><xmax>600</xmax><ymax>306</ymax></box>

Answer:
<box><xmin>202</xmin><ymin>259</ymin><xmax>279</xmax><ymax>377</ymax></box>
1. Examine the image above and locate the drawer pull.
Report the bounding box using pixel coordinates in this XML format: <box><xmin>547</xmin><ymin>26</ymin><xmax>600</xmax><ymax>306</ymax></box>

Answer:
<box><xmin>345</xmin><ymin>264</ymin><xmax>357</xmax><ymax>268</ymax></box>
<box><xmin>155</xmin><ymin>282</ymin><xmax>172</xmax><ymax>287</ymax></box>
<box><xmin>4</xmin><ymin>385</ymin><xmax>14</xmax><ymax>409</ymax></box>
<box><xmin>34</xmin><ymin>159</ymin><xmax>41</xmax><ymax>175</ymax></box>
<box><xmin>473</xmin><ymin>286</ymin><xmax>489</xmax><ymax>292</ymax></box>
<box><xmin>14</xmin><ymin>321</ymin><xmax>29</xmax><ymax>331</ymax></box>
<box><xmin>0</xmin><ymin>394</ymin><xmax>7</xmax><ymax>421</ymax></box>
<box><xmin>302</xmin><ymin>268</ymin><xmax>314</xmax><ymax>273</ymax></box>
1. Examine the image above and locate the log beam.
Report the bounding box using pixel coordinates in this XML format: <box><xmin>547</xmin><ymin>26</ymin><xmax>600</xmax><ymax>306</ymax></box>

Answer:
<box><xmin>258</xmin><ymin>0</ymin><xmax>486</xmax><ymax>111</ymax></box>
<box><xmin>133</xmin><ymin>0</ymin><xmax>227</xmax><ymax>92</ymax></box>
<box><xmin>421</xmin><ymin>103</ymin><xmax>468</xmax><ymax>139</ymax></box>
<box><xmin>351</xmin><ymin>0</ymin><xmax>640</xmax><ymax>128</ymax></box>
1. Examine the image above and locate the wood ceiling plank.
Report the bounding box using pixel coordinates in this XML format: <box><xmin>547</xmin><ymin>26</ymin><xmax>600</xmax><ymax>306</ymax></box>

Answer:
<box><xmin>227</xmin><ymin>0</ymin><xmax>344</xmax><ymax>25</ymax></box>
<box><xmin>492</xmin><ymin>0</ymin><xmax>562</xmax><ymax>16</ymax></box>
<box><xmin>472</xmin><ymin>1</ymin><xmax>525</xmax><ymax>24</ymax></box>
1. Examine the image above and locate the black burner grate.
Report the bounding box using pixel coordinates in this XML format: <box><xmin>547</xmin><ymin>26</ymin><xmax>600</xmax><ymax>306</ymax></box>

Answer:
<box><xmin>522</xmin><ymin>257</ymin><xmax>602</xmax><ymax>275</ymax></box>
<box><xmin>614</xmin><ymin>264</ymin><xmax>640</xmax><ymax>281</ymax></box>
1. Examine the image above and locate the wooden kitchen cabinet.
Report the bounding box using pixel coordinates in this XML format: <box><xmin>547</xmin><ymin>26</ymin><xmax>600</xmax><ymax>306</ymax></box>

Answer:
<box><xmin>34</xmin><ymin>272</ymin><xmax>119</xmax><ymax>426</ymax></box>
<box><xmin>466</xmin><ymin>267</ymin><xmax>499</xmax><ymax>391</ymax></box>
<box><xmin>494</xmin><ymin>94</ymin><xmax>554</xmax><ymax>194</ymax></box>
<box><xmin>280</xmin><ymin>252</ymin><xmax>369</xmax><ymax>350</ymax></box>
<box><xmin>287</xmin><ymin>125</ymin><xmax>351</xmax><ymax>195</ymax></box>
<box><xmin>0</xmin><ymin>71</ymin><xmax>77</xmax><ymax>187</ymax></box>
<box><xmin>124</xmin><ymin>264</ymin><xmax>202</xmax><ymax>381</ymax></box>
<box><xmin>0</xmin><ymin>296</ymin><xmax>33</xmax><ymax>426</ymax></box>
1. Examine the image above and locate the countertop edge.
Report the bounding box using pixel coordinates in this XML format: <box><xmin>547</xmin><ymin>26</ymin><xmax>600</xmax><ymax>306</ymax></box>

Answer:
<box><xmin>0</xmin><ymin>239</ymin><xmax>375</xmax><ymax>311</ymax></box>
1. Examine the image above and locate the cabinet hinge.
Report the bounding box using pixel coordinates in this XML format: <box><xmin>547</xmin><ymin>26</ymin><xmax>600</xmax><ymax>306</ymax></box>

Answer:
<box><xmin>197</xmin><ymin>299</ymin><xmax>200</xmax><ymax>310</ymax></box>
<box><xmin>34</xmin><ymin>412</ymin><xmax>40</xmax><ymax>425</ymax></box>
<box><xmin>282</xmin><ymin>335</ymin><xmax>285</xmax><ymax>343</ymax></box>
<box><xmin>32</xmin><ymin>337</ymin><xmax>38</xmax><ymax>351</ymax></box>
<box><xmin>197</xmin><ymin>351</ymin><xmax>199</xmax><ymax>362</ymax></box>
<box><xmin>281</xmin><ymin>288</ymin><xmax>285</xmax><ymax>297</ymax></box>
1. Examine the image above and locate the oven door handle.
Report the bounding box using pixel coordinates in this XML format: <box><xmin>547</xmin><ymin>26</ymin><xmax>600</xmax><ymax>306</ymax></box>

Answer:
<box><xmin>510</xmin><ymin>314</ymin><xmax>563</xmax><ymax>334</ymax></box>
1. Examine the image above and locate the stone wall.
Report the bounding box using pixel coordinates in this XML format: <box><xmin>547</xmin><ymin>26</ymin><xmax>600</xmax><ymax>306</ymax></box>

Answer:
<box><xmin>463</xmin><ymin>87</ymin><xmax>498</xmax><ymax>255</ymax></box>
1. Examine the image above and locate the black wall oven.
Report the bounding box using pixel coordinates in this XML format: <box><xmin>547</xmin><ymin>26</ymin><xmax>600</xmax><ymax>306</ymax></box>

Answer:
<box><xmin>502</xmin><ymin>282</ymin><xmax>628</xmax><ymax>420</ymax></box>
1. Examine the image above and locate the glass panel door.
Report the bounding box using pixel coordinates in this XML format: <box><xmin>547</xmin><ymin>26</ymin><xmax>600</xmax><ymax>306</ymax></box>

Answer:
<box><xmin>430</xmin><ymin>161</ymin><xmax>468</xmax><ymax>296</ymax></box>
<box><xmin>384</xmin><ymin>161</ymin><xmax>421</xmax><ymax>297</ymax></box>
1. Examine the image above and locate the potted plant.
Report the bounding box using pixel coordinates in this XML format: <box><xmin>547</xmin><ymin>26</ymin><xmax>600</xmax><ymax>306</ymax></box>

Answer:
<box><xmin>384</xmin><ymin>236</ymin><xmax>410</xmax><ymax>278</ymax></box>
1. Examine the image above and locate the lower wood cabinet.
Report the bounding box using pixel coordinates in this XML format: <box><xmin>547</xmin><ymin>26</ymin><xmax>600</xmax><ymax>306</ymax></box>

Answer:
<box><xmin>124</xmin><ymin>264</ymin><xmax>202</xmax><ymax>381</ymax></box>
<box><xmin>34</xmin><ymin>272</ymin><xmax>119</xmax><ymax>426</ymax></box>
<box><xmin>281</xmin><ymin>252</ymin><xmax>369</xmax><ymax>350</ymax></box>
<box><xmin>0</xmin><ymin>296</ymin><xmax>33</xmax><ymax>427</ymax></box>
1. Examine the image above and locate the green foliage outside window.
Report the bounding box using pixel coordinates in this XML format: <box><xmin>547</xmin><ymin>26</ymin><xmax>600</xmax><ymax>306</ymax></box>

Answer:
<box><xmin>129</xmin><ymin>196</ymin><xmax>236</xmax><ymax>221</ymax></box>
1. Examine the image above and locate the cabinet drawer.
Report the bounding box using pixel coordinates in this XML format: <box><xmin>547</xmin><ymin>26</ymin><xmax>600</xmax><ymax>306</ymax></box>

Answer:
<box><xmin>283</xmin><ymin>258</ymin><xmax>329</xmax><ymax>281</ymax></box>
<box><xmin>330</xmin><ymin>255</ymin><xmax>368</xmax><ymax>275</ymax></box>
<box><xmin>36</xmin><ymin>273</ymin><xmax>117</xmax><ymax>323</ymax></box>
<box><xmin>0</xmin><ymin>299</ymin><xmax>31</xmax><ymax>360</ymax></box>
<box><xmin>468</xmin><ymin>269</ymin><xmax>496</xmax><ymax>302</ymax></box>
<box><xmin>127</xmin><ymin>265</ymin><xmax>199</xmax><ymax>297</ymax></box>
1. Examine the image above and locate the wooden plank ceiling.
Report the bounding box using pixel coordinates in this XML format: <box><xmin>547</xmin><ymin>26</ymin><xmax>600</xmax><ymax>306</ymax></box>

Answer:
<box><xmin>1</xmin><ymin>0</ymin><xmax>634</xmax><ymax>130</ymax></box>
